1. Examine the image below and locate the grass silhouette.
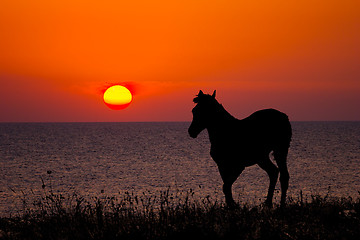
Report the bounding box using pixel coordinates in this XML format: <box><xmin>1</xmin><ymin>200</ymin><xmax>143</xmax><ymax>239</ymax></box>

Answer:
<box><xmin>1</xmin><ymin>185</ymin><xmax>359</xmax><ymax>240</ymax></box>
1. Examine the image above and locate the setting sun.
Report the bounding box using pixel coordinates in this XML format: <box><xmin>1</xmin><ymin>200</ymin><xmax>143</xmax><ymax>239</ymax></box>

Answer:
<box><xmin>103</xmin><ymin>85</ymin><xmax>133</xmax><ymax>110</ymax></box>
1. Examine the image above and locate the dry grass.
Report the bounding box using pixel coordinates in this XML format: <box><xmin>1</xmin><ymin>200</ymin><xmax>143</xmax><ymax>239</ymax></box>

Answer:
<box><xmin>1</xmin><ymin>186</ymin><xmax>359</xmax><ymax>240</ymax></box>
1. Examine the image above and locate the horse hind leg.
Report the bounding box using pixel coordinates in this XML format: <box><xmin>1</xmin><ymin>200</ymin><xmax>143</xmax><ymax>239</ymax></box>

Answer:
<box><xmin>258</xmin><ymin>157</ymin><xmax>279</xmax><ymax>207</ymax></box>
<box><xmin>274</xmin><ymin>148</ymin><xmax>289</xmax><ymax>206</ymax></box>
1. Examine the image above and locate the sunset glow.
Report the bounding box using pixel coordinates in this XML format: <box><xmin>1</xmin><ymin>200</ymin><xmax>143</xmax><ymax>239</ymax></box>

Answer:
<box><xmin>103</xmin><ymin>85</ymin><xmax>132</xmax><ymax>110</ymax></box>
<box><xmin>0</xmin><ymin>0</ymin><xmax>359</xmax><ymax>121</ymax></box>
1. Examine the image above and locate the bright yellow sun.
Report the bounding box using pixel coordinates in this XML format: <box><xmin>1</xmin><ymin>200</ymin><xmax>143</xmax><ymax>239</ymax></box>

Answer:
<box><xmin>103</xmin><ymin>85</ymin><xmax>133</xmax><ymax>110</ymax></box>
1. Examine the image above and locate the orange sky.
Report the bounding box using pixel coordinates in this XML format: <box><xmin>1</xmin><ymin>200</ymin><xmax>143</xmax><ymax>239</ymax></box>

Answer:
<box><xmin>1</xmin><ymin>0</ymin><xmax>359</xmax><ymax>121</ymax></box>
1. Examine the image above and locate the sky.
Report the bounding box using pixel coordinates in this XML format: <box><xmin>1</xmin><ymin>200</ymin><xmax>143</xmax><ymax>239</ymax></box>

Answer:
<box><xmin>1</xmin><ymin>0</ymin><xmax>359</xmax><ymax>122</ymax></box>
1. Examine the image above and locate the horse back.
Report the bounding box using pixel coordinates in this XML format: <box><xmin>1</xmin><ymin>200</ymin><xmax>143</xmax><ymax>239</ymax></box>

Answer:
<box><xmin>240</xmin><ymin>109</ymin><xmax>292</xmax><ymax>148</ymax></box>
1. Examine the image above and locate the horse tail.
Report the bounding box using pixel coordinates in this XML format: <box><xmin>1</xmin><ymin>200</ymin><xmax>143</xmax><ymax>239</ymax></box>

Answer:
<box><xmin>284</xmin><ymin>115</ymin><xmax>292</xmax><ymax>148</ymax></box>
<box><xmin>275</xmin><ymin>112</ymin><xmax>292</xmax><ymax>148</ymax></box>
<box><xmin>273</xmin><ymin>115</ymin><xmax>291</xmax><ymax>205</ymax></box>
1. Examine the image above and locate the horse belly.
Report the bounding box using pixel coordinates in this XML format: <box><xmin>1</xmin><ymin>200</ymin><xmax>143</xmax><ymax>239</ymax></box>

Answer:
<box><xmin>210</xmin><ymin>143</ymin><xmax>261</xmax><ymax>168</ymax></box>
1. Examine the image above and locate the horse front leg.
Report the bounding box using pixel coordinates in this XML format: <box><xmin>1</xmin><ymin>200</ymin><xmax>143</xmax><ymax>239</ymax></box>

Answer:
<box><xmin>223</xmin><ymin>181</ymin><xmax>235</xmax><ymax>207</ymax></box>
<box><xmin>219</xmin><ymin>166</ymin><xmax>244</xmax><ymax>207</ymax></box>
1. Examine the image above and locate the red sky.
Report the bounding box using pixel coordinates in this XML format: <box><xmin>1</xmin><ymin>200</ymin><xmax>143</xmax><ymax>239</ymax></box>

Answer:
<box><xmin>1</xmin><ymin>0</ymin><xmax>359</xmax><ymax>121</ymax></box>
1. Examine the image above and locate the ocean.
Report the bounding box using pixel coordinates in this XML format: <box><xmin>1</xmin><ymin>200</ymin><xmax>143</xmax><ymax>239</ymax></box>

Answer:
<box><xmin>1</xmin><ymin>122</ymin><xmax>359</xmax><ymax>215</ymax></box>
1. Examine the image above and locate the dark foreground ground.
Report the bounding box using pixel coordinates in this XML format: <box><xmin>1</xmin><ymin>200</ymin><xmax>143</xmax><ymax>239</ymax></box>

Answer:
<box><xmin>0</xmin><ymin>189</ymin><xmax>359</xmax><ymax>240</ymax></box>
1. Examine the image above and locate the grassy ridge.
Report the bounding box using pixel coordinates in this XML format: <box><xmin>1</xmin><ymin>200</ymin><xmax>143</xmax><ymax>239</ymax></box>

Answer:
<box><xmin>1</xmin><ymin>189</ymin><xmax>359</xmax><ymax>240</ymax></box>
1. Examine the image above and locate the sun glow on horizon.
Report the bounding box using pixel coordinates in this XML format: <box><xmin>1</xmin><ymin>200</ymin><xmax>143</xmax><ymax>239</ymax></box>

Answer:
<box><xmin>103</xmin><ymin>85</ymin><xmax>133</xmax><ymax>110</ymax></box>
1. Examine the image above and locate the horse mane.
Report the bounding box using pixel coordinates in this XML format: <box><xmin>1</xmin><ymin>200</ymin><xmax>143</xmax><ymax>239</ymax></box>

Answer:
<box><xmin>217</xmin><ymin>103</ymin><xmax>237</xmax><ymax>121</ymax></box>
<box><xmin>193</xmin><ymin>93</ymin><xmax>214</xmax><ymax>104</ymax></box>
<box><xmin>193</xmin><ymin>93</ymin><xmax>236</xmax><ymax>121</ymax></box>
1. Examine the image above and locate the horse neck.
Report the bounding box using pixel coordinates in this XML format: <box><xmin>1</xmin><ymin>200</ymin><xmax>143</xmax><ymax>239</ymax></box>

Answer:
<box><xmin>206</xmin><ymin>104</ymin><xmax>236</xmax><ymax>142</ymax></box>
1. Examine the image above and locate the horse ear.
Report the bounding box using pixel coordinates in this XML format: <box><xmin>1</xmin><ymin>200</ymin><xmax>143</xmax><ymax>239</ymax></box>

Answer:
<box><xmin>198</xmin><ymin>90</ymin><xmax>204</xmax><ymax>96</ymax></box>
<box><xmin>212</xmin><ymin>90</ymin><xmax>216</xmax><ymax>98</ymax></box>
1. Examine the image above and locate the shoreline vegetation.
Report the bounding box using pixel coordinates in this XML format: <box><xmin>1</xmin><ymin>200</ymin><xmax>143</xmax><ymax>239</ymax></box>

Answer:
<box><xmin>0</xmin><ymin>187</ymin><xmax>359</xmax><ymax>240</ymax></box>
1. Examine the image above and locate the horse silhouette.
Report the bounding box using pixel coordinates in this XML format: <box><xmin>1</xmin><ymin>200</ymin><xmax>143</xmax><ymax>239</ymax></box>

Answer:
<box><xmin>188</xmin><ymin>90</ymin><xmax>292</xmax><ymax>207</ymax></box>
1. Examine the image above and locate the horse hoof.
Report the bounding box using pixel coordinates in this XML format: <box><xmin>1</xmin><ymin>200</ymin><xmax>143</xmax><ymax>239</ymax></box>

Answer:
<box><xmin>226</xmin><ymin>201</ymin><xmax>238</xmax><ymax>209</ymax></box>
<box><xmin>264</xmin><ymin>200</ymin><xmax>273</xmax><ymax>208</ymax></box>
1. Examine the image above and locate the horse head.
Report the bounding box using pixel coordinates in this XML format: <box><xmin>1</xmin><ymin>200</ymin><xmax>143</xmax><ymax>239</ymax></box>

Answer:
<box><xmin>188</xmin><ymin>90</ymin><xmax>217</xmax><ymax>138</ymax></box>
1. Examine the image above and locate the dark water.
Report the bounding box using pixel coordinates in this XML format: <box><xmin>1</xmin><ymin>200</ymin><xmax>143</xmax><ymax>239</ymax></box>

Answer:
<box><xmin>1</xmin><ymin>122</ymin><xmax>359</xmax><ymax>215</ymax></box>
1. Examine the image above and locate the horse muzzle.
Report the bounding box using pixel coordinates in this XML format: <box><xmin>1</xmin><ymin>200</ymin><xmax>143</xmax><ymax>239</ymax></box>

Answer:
<box><xmin>188</xmin><ymin>124</ymin><xmax>201</xmax><ymax>138</ymax></box>
<box><xmin>188</xmin><ymin>129</ymin><xmax>198</xmax><ymax>138</ymax></box>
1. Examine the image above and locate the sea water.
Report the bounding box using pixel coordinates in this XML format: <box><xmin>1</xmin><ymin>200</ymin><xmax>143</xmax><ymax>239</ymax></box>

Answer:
<box><xmin>1</xmin><ymin>122</ymin><xmax>359</xmax><ymax>215</ymax></box>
